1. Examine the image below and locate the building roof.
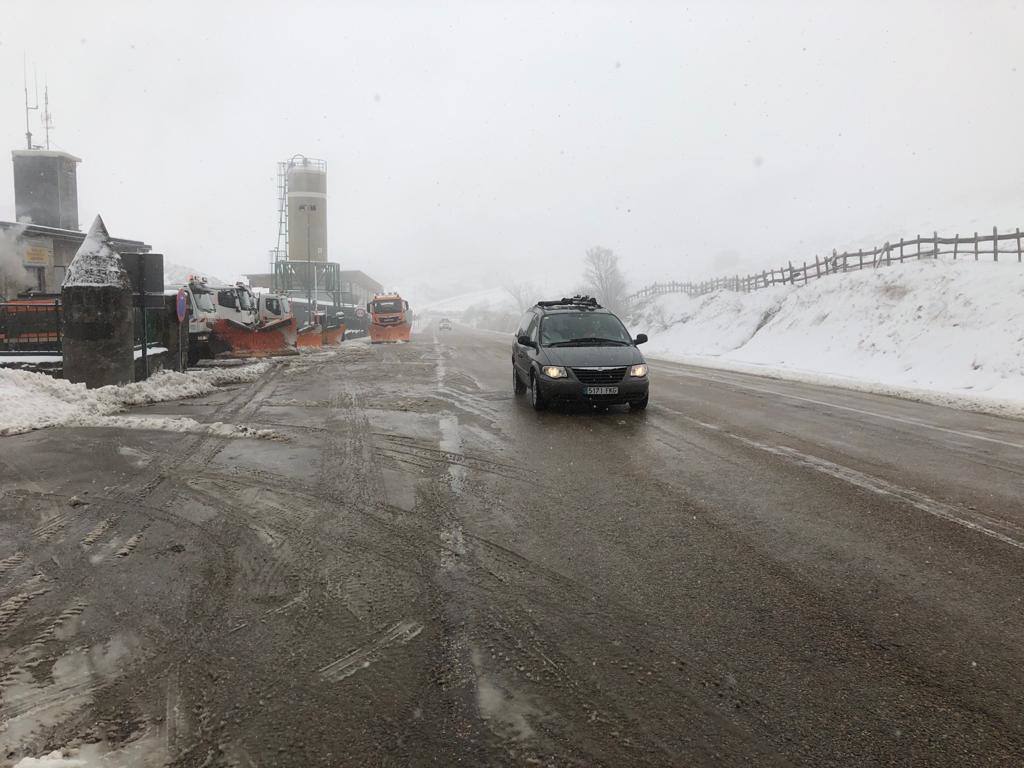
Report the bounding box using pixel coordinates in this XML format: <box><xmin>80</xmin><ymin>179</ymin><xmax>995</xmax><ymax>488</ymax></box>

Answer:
<box><xmin>11</xmin><ymin>149</ymin><xmax>83</xmax><ymax>163</ymax></box>
<box><xmin>0</xmin><ymin>220</ymin><xmax>150</xmax><ymax>252</ymax></box>
<box><xmin>338</xmin><ymin>270</ymin><xmax>383</xmax><ymax>291</ymax></box>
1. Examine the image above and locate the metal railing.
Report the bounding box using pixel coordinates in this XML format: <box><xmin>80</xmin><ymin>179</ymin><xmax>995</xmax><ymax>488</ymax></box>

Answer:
<box><xmin>0</xmin><ymin>299</ymin><xmax>62</xmax><ymax>353</ymax></box>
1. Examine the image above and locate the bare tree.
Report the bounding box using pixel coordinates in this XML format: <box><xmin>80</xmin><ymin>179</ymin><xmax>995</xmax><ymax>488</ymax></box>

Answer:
<box><xmin>582</xmin><ymin>246</ymin><xmax>628</xmax><ymax>313</ymax></box>
<box><xmin>503</xmin><ymin>281</ymin><xmax>539</xmax><ymax>313</ymax></box>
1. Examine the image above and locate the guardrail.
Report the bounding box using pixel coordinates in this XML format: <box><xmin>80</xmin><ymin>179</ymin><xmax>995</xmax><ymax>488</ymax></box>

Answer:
<box><xmin>627</xmin><ymin>227</ymin><xmax>1023</xmax><ymax>303</ymax></box>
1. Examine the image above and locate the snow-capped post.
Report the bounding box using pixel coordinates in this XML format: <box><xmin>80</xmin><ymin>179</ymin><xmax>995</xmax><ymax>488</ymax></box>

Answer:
<box><xmin>61</xmin><ymin>215</ymin><xmax>134</xmax><ymax>388</ymax></box>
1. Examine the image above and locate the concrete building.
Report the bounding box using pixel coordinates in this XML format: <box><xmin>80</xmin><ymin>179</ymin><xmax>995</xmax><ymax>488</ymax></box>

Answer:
<box><xmin>0</xmin><ymin>221</ymin><xmax>151</xmax><ymax>297</ymax></box>
<box><xmin>12</xmin><ymin>149</ymin><xmax>81</xmax><ymax>230</ymax></box>
<box><xmin>1</xmin><ymin>149</ymin><xmax>153</xmax><ymax>299</ymax></box>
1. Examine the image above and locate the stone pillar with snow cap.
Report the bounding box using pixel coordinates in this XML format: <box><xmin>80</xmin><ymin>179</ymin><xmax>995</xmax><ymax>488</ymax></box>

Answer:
<box><xmin>61</xmin><ymin>215</ymin><xmax>135</xmax><ymax>387</ymax></box>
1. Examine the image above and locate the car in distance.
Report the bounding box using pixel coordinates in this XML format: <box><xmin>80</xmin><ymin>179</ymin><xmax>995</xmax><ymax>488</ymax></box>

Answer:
<box><xmin>512</xmin><ymin>296</ymin><xmax>649</xmax><ymax>411</ymax></box>
<box><xmin>438</xmin><ymin>318</ymin><xmax>453</xmax><ymax>331</ymax></box>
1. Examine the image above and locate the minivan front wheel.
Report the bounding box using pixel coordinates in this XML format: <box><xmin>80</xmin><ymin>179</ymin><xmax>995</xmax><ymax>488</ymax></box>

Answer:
<box><xmin>530</xmin><ymin>372</ymin><xmax>548</xmax><ymax>411</ymax></box>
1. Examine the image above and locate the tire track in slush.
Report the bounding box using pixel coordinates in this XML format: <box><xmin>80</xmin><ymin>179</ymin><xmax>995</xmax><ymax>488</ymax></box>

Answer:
<box><xmin>0</xmin><ymin>366</ymin><xmax>282</xmax><ymax>760</ymax></box>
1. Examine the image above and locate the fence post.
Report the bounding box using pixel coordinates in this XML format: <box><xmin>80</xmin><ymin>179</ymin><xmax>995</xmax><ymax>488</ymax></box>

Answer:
<box><xmin>899</xmin><ymin>238</ymin><xmax>904</xmax><ymax>261</ymax></box>
<box><xmin>953</xmin><ymin>234</ymin><xmax>959</xmax><ymax>260</ymax></box>
<box><xmin>933</xmin><ymin>231</ymin><xmax>938</xmax><ymax>259</ymax></box>
<box><xmin>885</xmin><ymin>242</ymin><xmax>891</xmax><ymax>267</ymax></box>
<box><xmin>994</xmin><ymin>226</ymin><xmax>999</xmax><ymax>262</ymax></box>
<box><xmin>1018</xmin><ymin>228</ymin><xmax>1022</xmax><ymax>263</ymax></box>
<box><xmin>916</xmin><ymin>234</ymin><xmax>921</xmax><ymax>260</ymax></box>
<box><xmin>974</xmin><ymin>232</ymin><xmax>979</xmax><ymax>261</ymax></box>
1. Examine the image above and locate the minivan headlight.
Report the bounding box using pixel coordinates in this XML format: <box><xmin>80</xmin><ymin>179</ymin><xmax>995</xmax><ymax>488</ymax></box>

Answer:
<box><xmin>542</xmin><ymin>365</ymin><xmax>567</xmax><ymax>379</ymax></box>
<box><xmin>629</xmin><ymin>364</ymin><xmax>648</xmax><ymax>378</ymax></box>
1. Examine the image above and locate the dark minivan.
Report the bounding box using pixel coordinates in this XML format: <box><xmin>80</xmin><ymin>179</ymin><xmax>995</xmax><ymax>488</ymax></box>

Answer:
<box><xmin>512</xmin><ymin>296</ymin><xmax>649</xmax><ymax>411</ymax></box>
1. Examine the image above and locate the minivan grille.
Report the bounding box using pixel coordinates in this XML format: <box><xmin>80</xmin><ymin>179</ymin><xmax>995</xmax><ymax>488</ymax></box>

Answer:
<box><xmin>572</xmin><ymin>366</ymin><xmax>627</xmax><ymax>384</ymax></box>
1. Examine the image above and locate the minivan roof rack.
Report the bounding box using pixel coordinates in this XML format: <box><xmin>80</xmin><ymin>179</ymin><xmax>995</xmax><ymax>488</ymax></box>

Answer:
<box><xmin>535</xmin><ymin>295</ymin><xmax>602</xmax><ymax>309</ymax></box>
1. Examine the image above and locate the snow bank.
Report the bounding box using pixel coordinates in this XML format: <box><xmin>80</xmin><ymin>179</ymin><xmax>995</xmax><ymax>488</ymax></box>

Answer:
<box><xmin>14</xmin><ymin>751</ymin><xmax>87</xmax><ymax>767</ymax></box>
<box><xmin>632</xmin><ymin>260</ymin><xmax>1024</xmax><ymax>415</ymax></box>
<box><xmin>0</xmin><ymin>361</ymin><xmax>270</xmax><ymax>436</ymax></box>
<box><xmin>62</xmin><ymin>216</ymin><xmax>129</xmax><ymax>290</ymax></box>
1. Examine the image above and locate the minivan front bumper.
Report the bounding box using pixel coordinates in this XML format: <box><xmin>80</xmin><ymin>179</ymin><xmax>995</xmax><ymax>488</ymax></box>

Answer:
<box><xmin>540</xmin><ymin>372</ymin><xmax>648</xmax><ymax>405</ymax></box>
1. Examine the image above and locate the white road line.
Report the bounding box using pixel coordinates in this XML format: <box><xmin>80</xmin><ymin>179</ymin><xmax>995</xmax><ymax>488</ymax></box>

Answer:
<box><xmin>656</xmin><ymin>405</ymin><xmax>1024</xmax><ymax>552</ymax></box>
<box><xmin>651</xmin><ymin>364</ymin><xmax>1024</xmax><ymax>452</ymax></box>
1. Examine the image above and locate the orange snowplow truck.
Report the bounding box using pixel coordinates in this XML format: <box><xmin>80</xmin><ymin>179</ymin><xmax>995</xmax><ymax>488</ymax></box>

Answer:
<box><xmin>367</xmin><ymin>293</ymin><xmax>412</xmax><ymax>343</ymax></box>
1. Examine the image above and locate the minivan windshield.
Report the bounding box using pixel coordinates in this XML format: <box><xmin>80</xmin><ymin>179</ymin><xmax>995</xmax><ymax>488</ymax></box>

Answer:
<box><xmin>540</xmin><ymin>312</ymin><xmax>632</xmax><ymax>346</ymax></box>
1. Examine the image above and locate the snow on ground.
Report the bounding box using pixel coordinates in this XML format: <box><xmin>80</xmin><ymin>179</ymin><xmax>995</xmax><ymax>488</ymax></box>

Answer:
<box><xmin>0</xmin><ymin>361</ymin><xmax>270</xmax><ymax>436</ymax></box>
<box><xmin>631</xmin><ymin>260</ymin><xmax>1024</xmax><ymax>416</ymax></box>
<box><xmin>14</xmin><ymin>751</ymin><xmax>87</xmax><ymax>767</ymax></box>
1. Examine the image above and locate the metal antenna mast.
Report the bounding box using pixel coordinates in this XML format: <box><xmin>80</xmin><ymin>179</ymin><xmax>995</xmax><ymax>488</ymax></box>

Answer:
<box><xmin>42</xmin><ymin>80</ymin><xmax>54</xmax><ymax>150</ymax></box>
<box><xmin>23</xmin><ymin>55</ymin><xmax>39</xmax><ymax>150</ymax></box>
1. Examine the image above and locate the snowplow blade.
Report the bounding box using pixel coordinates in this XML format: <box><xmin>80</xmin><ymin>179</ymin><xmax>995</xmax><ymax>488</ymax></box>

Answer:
<box><xmin>369</xmin><ymin>323</ymin><xmax>412</xmax><ymax>343</ymax></box>
<box><xmin>210</xmin><ymin>318</ymin><xmax>298</xmax><ymax>359</ymax></box>
<box><xmin>324</xmin><ymin>324</ymin><xmax>346</xmax><ymax>346</ymax></box>
<box><xmin>297</xmin><ymin>325</ymin><xmax>323</xmax><ymax>348</ymax></box>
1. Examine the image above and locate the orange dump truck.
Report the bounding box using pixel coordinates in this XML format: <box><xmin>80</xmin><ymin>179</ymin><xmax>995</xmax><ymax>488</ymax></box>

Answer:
<box><xmin>367</xmin><ymin>293</ymin><xmax>412</xmax><ymax>343</ymax></box>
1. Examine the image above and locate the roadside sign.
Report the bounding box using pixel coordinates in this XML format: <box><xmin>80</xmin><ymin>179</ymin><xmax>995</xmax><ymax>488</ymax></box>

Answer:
<box><xmin>355</xmin><ymin>307</ymin><xmax>366</xmax><ymax>318</ymax></box>
<box><xmin>176</xmin><ymin>288</ymin><xmax>188</xmax><ymax>322</ymax></box>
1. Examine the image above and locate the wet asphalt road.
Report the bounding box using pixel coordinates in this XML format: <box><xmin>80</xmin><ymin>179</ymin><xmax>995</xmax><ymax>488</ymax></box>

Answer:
<box><xmin>1</xmin><ymin>322</ymin><xmax>1023</xmax><ymax>767</ymax></box>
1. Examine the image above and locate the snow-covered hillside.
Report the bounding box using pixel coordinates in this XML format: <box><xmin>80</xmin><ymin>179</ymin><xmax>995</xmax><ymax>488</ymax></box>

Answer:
<box><xmin>421</xmin><ymin>288</ymin><xmax>520</xmax><ymax>332</ymax></box>
<box><xmin>631</xmin><ymin>260</ymin><xmax>1024</xmax><ymax>415</ymax></box>
<box><xmin>420</xmin><ymin>288</ymin><xmax>514</xmax><ymax>314</ymax></box>
<box><xmin>163</xmin><ymin>262</ymin><xmax>234</xmax><ymax>289</ymax></box>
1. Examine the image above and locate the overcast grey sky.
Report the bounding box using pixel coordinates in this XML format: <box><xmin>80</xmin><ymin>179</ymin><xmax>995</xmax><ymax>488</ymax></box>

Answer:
<box><xmin>2</xmin><ymin>1</ymin><xmax>1023</xmax><ymax>301</ymax></box>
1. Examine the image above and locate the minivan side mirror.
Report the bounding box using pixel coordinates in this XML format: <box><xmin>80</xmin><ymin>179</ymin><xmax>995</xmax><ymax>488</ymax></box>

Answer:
<box><xmin>634</xmin><ymin>333</ymin><xmax>648</xmax><ymax>345</ymax></box>
<box><xmin>517</xmin><ymin>334</ymin><xmax>534</xmax><ymax>348</ymax></box>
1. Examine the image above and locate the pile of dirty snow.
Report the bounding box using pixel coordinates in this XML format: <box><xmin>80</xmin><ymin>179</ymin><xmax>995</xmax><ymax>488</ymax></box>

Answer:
<box><xmin>632</xmin><ymin>260</ymin><xmax>1024</xmax><ymax>415</ymax></box>
<box><xmin>0</xmin><ymin>361</ymin><xmax>270</xmax><ymax>436</ymax></box>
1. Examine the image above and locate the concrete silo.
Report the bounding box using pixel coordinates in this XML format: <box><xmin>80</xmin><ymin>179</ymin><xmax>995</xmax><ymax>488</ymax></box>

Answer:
<box><xmin>286</xmin><ymin>156</ymin><xmax>327</xmax><ymax>263</ymax></box>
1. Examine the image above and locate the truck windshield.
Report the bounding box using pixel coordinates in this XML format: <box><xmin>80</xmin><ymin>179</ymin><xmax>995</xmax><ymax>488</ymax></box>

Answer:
<box><xmin>373</xmin><ymin>300</ymin><xmax>404</xmax><ymax>313</ymax></box>
<box><xmin>192</xmin><ymin>290</ymin><xmax>216</xmax><ymax>313</ymax></box>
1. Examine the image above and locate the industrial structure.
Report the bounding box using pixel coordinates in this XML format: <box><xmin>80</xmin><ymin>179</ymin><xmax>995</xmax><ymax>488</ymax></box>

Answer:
<box><xmin>261</xmin><ymin>155</ymin><xmax>340</xmax><ymax>324</ymax></box>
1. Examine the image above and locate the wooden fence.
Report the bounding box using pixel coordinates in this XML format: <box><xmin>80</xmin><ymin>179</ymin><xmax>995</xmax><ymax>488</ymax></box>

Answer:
<box><xmin>627</xmin><ymin>226</ymin><xmax>1024</xmax><ymax>303</ymax></box>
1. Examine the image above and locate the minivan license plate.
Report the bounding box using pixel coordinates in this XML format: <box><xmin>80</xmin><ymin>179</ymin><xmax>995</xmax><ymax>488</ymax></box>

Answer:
<box><xmin>585</xmin><ymin>386</ymin><xmax>618</xmax><ymax>395</ymax></box>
